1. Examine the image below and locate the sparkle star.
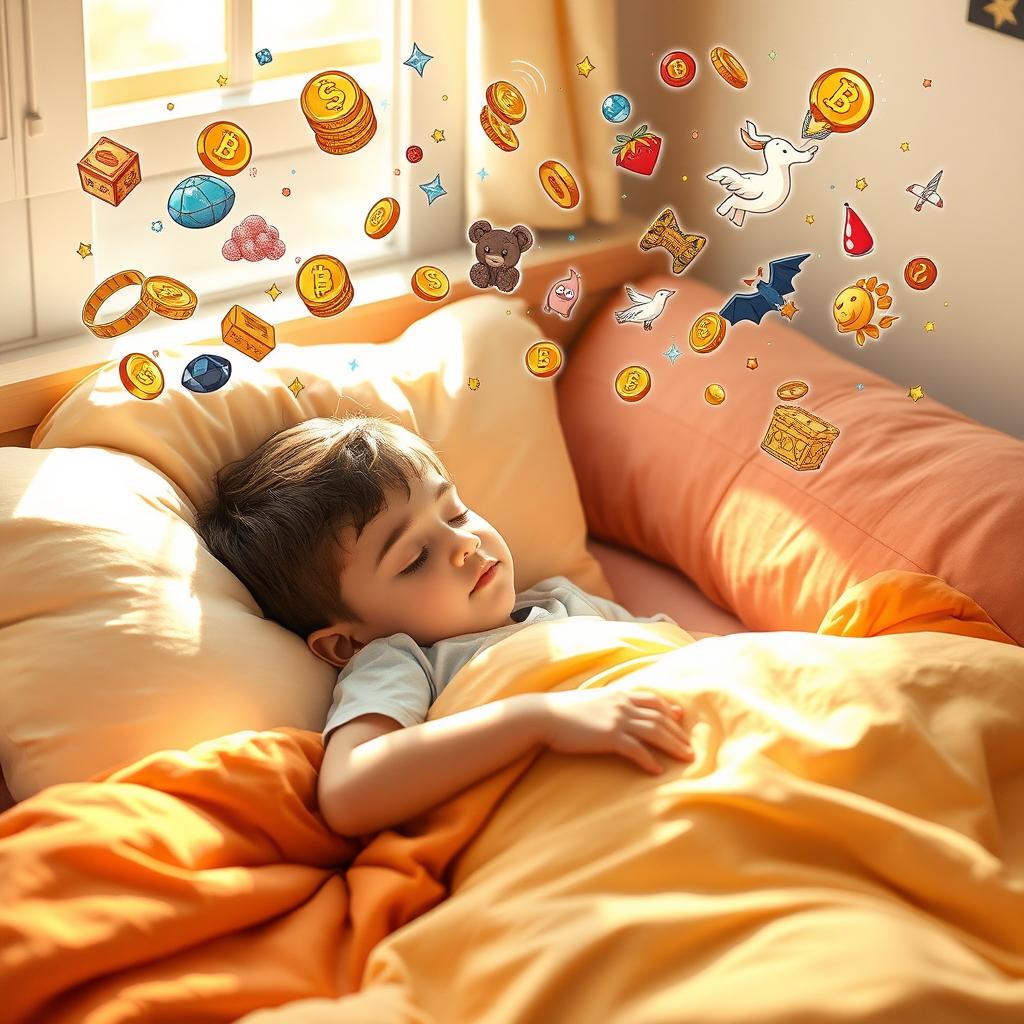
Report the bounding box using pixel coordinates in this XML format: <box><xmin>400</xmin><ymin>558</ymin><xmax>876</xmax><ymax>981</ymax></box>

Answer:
<box><xmin>768</xmin><ymin>49</ymin><xmax>777</xmax><ymax>60</ymax></box>
<box><xmin>403</xmin><ymin>42</ymin><xmax>433</xmax><ymax>76</ymax></box>
<box><xmin>431</xmin><ymin>128</ymin><xmax>445</xmax><ymax>143</ymax></box>
<box><xmin>150</xmin><ymin>220</ymin><xmax>163</xmax><ymax>232</ymax></box>
<box><xmin>288</xmin><ymin>377</ymin><xmax>304</xmax><ymax>398</ymax></box>
<box><xmin>468</xmin><ymin>377</ymin><xmax>480</xmax><ymax>390</ymax></box>
<box><xmin>908</xmin><ymin>385</ymin><xmax>925</xmax><ymax>402</ymax></box>
<box><xmin>924</xmin><ymin>321</ymin><xmax>935</xmax><ymax>332</ymax></box>
<box><xmin>265</xmin><ymin>283</ymin><xmax>282</xmax><ymax>301</ymax></box>
<box><xmin>216</xmin><ymin>74</ymin><xmax>228</xmax><ymax>87</ymax></box>
<box><xmin>805</xmin><ymin>214</ymin><xmax>815</xmax><ymax>224</ymax></box>
<box><xmin>349</xmin><ymin>359</ymin><xmax>359</xmax><ymax>371</ymax></box>
<box><xmin>780</xmin><ymin>301</ymin><xmax>798</xmax><ymax>320</ymax></box>
<box><xmin>984</xmin><ymin>0</ymin><xmax>1019</xmax><ymax>30</ymax></box>
<box><xmin>663</xmin><ymin>343</ymin><xmax>682</xmax><ymax>365</ymax></box>
<box><xmin>746</xmin><ymin>357</ymin><xmax>758</xmax><ymax>370</ymax></box>
<box><xmin>418</xmin><ymin>173</ymin><xmax>447</xmax><ymax>205</ymax></box>
<box><xmin>76</xmin><ymin>242</ymin><xmax>92</xmax><ymax>258</ymax></box>
<box><xmin>855</xmin><ymin>177</ymin><xmax>868</xmax><ymax>191</ymax></box>
<box><xmin>380</xmin><ymin>98</ymin><xmax>390</xmax><ymax>111</ymax></box>
<box><xmin>900</xmin><ymin>141</ymin><xmax>910</xmax><ymax>152</ymax></box>
<box><xmin>477</xmin><ymin>167</ymin><xmax>489</xmax><ymax>181</ymax></box>
<box><xmin>576</xmin><ymin>55</ymin><xmax>596</xmax><ymax>77</ymax></box>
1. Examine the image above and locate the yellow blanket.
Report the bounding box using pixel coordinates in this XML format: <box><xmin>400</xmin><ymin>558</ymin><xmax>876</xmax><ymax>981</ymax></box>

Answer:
<box><xmin>1</xmin><ymin>571</ymin><xmax>1021</xmax><ymax>1023</ymax></box>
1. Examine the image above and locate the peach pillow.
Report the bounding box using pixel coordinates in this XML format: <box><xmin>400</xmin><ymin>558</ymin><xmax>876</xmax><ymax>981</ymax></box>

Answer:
<box><xmin>0</xmin><ymin>294</ymin><xmax>610</xmax><ymax>801</ymax></box>
<box><xmin>558</xmin><ymin>274</ymin><xmax>1024</xmax><ymax>645</ymax></box>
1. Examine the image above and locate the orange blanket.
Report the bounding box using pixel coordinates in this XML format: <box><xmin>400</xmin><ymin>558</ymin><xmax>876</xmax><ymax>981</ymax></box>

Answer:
<box><xmin>0</xmin><ymin>571</ymin><xmax>1019</xmax><ymax>1023</ymax></box>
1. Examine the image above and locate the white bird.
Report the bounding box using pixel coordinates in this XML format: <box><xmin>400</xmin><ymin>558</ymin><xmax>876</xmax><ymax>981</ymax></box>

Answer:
<box><xmin>614</xmin><ymin>286</ymin><xmax>675</xmax><ymax>331</ymax></box>
<box><xmin>706</xmin><ymin>121</ymin><xmax>818</xmax><ymax>228</ymax></box>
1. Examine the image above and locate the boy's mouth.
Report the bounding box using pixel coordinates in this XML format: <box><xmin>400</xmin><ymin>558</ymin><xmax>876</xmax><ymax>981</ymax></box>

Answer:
<box><xmin>471</xmin><ymin>560</ymin><xmax>498</xmax><ymax>593</ymax></box>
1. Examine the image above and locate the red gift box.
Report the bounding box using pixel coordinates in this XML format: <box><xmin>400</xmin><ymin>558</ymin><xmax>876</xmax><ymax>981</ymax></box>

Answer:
<box><xmin>612</xmin><ymin>124</ymin><xmax>662</xmax><ymax>176</ymax></box>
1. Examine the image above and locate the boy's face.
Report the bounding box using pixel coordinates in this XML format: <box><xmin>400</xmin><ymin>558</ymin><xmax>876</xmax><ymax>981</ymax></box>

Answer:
<box><xmin>307</xmin><ymin>469</ymin><xmax>517</xmax><ymax>668</ymax></box>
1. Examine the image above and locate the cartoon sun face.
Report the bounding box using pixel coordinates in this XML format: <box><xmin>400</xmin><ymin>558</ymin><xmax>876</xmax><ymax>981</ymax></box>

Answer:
<box><xmin>832</xmin><ymin>275</ymin><xmax>898</xmax><ymax>346</ymax></box>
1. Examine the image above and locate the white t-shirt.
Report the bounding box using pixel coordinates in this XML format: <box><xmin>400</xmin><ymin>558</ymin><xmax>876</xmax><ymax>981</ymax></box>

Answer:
<box><xmin>322</xmin><ymin>575</ymin><xmax>676</xmax><ymax>738</ymax></box>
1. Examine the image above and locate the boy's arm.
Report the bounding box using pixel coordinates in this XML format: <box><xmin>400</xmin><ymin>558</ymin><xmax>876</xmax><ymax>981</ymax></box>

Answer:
<box><xmin>318</xmin><ymin>693</ymin><xmax>547</xmax><ymax>837</ymax></box>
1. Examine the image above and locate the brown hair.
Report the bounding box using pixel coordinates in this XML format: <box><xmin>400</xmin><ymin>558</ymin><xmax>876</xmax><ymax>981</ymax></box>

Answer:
<box><xmin>195</xmin><ymin>415</ymin><xmax>450</xmax><ymax>639</ymax></box>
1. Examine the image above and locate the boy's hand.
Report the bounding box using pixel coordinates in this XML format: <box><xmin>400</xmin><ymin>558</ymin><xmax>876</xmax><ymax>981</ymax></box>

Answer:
<box><xmin>538</xmin><ymin>688</ymin><xmax>693</xmax><ymax>775</ymax></box>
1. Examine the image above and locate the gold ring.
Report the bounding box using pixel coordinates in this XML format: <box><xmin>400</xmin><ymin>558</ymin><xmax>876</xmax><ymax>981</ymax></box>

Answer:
<box><xmin>82</xmin><ymin>270</ymin><xmax>151</xmax><ymax>339</ymax></box>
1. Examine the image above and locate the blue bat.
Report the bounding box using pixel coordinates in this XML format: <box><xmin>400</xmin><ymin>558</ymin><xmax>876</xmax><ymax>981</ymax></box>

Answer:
<box><xmin>720</xmin><ymin>253</ymin><xmax>811</xmax><ymax>326</ymax></box>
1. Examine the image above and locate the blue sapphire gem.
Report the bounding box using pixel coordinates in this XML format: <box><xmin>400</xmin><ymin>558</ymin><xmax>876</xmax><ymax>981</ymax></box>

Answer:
<box><xmin>182</xmin><ymin>354</ymin><xmax>232</xmax><ymax>394</ymax></box>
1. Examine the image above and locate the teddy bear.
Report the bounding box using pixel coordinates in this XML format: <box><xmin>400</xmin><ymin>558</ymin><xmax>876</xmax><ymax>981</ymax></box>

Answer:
<box><xmin>468</xmin><ymin>220</ymin><xmax>534</xmax><ymax>293</ymax></box>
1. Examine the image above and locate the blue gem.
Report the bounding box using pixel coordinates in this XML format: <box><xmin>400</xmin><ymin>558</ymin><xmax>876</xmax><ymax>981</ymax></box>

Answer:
<box><xmin>418</xmin><ymin>173</ymin><xmax>447</xmax><ymax>205</ymax></box>
<box><xmin>182</xmin><ymin>354</ymin><xmax>232</xmax><ymax>394</ymax></box>
<box><xmin>255</xmin><ymin>48</ymin><xmax>273</xmax><ymax>65</ymax></box>
<box><xmin>167</xmin><ymin>175</ymin><xmax>235</xmax><ymax>229</ymax></box>
<box><xmin>403</xmin><ymin>42</ymin><xmax>433</xmax><ymax>76</ymax></box>
<box><xmin>602</xmin><ymin>93</ymin><xmax>631</xmax><ymax>123</ymax></box>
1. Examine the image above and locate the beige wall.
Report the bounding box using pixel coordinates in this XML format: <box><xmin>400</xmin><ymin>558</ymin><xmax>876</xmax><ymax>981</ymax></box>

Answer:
<box><xmin>615</xmin><ymin>0</ymin><xmax>1022</xmax><ymax>438</ymax></box>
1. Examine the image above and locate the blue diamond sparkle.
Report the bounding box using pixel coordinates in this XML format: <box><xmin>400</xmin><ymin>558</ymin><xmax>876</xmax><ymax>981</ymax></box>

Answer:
<box><xmin>403</xmin><ymin>43</ymin><xmax>433</xmax><ymax>77</ymax></box>
<box><xmin>418</xmin><ymin>173</ymin><xmax>447</xmax><ymax>205</ymax></box>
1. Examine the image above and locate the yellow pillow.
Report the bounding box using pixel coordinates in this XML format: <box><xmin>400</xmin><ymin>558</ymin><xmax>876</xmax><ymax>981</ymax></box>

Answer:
<box><xmin>1</xmin><ymin>294</ymin><xmax>610</xmax><ymax>801</ymax></box>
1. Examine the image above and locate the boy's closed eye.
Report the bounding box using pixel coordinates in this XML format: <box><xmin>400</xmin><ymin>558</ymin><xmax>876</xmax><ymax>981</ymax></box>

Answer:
<box><xmin>400</xmin><ymin>510</ymin><xmax>472</xmax><ymax>576</ymax></box>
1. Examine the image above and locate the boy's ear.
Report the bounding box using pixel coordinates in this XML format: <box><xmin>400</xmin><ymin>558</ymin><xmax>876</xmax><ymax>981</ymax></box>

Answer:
<box><xmin>307</xmin><ymin>624</ymin><xmax>365</xmax><ymax>670</ymax></box>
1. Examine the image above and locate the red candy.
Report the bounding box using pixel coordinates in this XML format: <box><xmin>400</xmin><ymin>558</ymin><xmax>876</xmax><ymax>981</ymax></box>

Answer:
<box><xmin>406</xmin><ymin>145</ymin><xmax>423</xmax><ymax>163</ymax></box>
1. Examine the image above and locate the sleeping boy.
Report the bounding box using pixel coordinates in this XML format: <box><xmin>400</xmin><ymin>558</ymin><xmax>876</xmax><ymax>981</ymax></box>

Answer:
<box><xmin>196</xmin><ymin>415</ymin><xmax>693</xmax><ymax>837</ymax></box>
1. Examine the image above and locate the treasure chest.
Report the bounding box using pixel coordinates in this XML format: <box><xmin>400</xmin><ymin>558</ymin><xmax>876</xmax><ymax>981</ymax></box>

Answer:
<box><xmin>77</xmin><ymin>136</ymin><xmax>142</xmax><ymax>207</ymax></box>
<box><xmin>761</xmin><ymin>404</ymin><xmax>839</xmax><ymax>471</ymax></box>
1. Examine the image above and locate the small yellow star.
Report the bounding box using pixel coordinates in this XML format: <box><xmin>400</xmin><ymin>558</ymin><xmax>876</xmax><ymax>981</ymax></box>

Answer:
<box><xmin>431</xmin><ymin>128</ymin><xmax>445</xmax><ymax>143</ymax></box>
<box><xmin>805</xmin><ymin>214</ymin><xmax>815</xmax><ymax>225</ymax></box>
<box><xmin>984</xmin><ymin>0</ymin><xmax>1019</xmax><ymax>30</ymax></box>
<box><xmin>746</xmin><ymin>357</ymin><xmax>758</xmax><ymax>370</ymax></box>
<box><xmin>265</xmin><ymin>283</ymin><xmax>282</xmax><ymax>301</ymax></box>
<box><xmin>924</xmin><ymin>321</ymin><xmax>935</xmax><ymax>332</ymax></box>
<box><xmin>76</xmin><ymin>242</ymin><xmax>92</xmax><ymax>259</ymax></box>
<box><xmin>780</xmin><ymin>301</ymin><xmax>798</xmax><ymax>320</ymax></box>
<box><xmin>900</xmin><ymin>141</ymin><xmax>910</xmax><ymax>152</ymax></box>
<box><xmin>908</xmin><ymin>385</ymin><xmax>925</xmax><ymax>402</ymax></box>
<box><xmin>288</xmin><ymin>376</ymin><xmax>304</xmax><ymax>398</ymax></box>
<box><xmin>855</xmin><ymin>177</ymin><xmax>868</xmax><ymax>191</ymax></box>
<box><xmin>467</xmin><ymin>377</ymin><xmax>480</xmax><ymax>390</ymax></box>
<box><xmin>576</xmin><ymin>55</ymin><xmax>596</xmax><ymax>77</ymax></box>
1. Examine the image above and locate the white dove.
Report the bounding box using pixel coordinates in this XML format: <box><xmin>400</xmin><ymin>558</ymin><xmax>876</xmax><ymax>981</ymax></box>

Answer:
<box><xmin>706</xmin><ymin>121</ymin><xmax>818</xmax><ymax>228</ymax></box>
<box><xmin>614</xmin><ymin>285</ymin><xmax>675</xmax><ymax>331</ymax></box>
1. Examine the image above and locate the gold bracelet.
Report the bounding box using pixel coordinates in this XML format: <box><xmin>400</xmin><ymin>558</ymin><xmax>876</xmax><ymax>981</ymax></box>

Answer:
<box><xmin>82</xmin><ymin>270</ymin><xmax>151</xmax><ymax>339</ymax></box>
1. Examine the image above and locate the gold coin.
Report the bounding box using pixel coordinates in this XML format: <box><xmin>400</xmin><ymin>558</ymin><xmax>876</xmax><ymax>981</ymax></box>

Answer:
<box><xmin>296</xmin><ymin>255</ymin><xmax>353</xmax><ymax>314</ymax></box>
<box><xmin>197</xmin><ymin>121</ymin><xmax>252</xmax><ymax>176</ymax></box>
<box><xmin>411</xmin><ymin>265</ymin><xmax>450</xmax><ymax>301</ymax></box>
<box><xmin>525</xmin><ymin>342</ymin><xmax>563</xmax><ymax>378</ymax></box>
<box><xmin>704</xmin><ymin>383</ymin><xmax>726</xmax><ymax>405</ymax></box>
<box><xmin>776</xmin><ymin>380</ymin><xmax>809</xmax><ymax>400</ymax></box>
<box><xmin>313</xmin><ymin>112</ymin><xmax>377</xmax><ymax>154</ymax></box>
<box><xmin>364</xmin><ymin>197</ymin><xmax>400</xmax><ymax>239</ymax></box>
<box><xmin>480</xmin><ymin>105</ymin><xmax>519</xmax><ymax>151</ymax></box>
<box><xmin>688</xmin><ymin>311</ymin><xmax>726</xmax><ymax>353</ymax></box>
<box><xmin>486</xmin><ymin>81</ymin><xmax>527</xmax><ymax>125</ymax></box>
<box><xmin>311</xmin><ymin>92</ymin><xmax>372</xmax><ymax>139</ymax></box>
<box><xmin>614</xmin><ymin>365</ymin><xmax>651</xmax><ymax>402</ymax></box>
<box><xmin>118</xmin><ymin>352</ymin><xmax>164</xmax><ymax>401</ymax></box>
<box><xmin>538</xmin><ymin>159</ymin><xmax>581</xmax><ymax>209</ymax></box>
<box><xmin>142</xmin><ymin>276</ymin><xmax>197</xmax><ymax>320</ymax></box>
<box><xmin>301</xmin><ymin>71</ymin><xmax>362</xmax><ymax>128</ymax></box>
<box><xmin>710</xmin><ymin>46</ymin><xmax>748</xmax><ymax>89</ymax></box>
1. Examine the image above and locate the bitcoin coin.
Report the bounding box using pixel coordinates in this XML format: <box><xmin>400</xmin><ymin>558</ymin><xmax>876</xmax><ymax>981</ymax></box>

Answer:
<box><xmin>301</xmin><ymin>71</ymin><xmax>361</xmax><ymax>128</ymax></box>
<box><xmin>197</xmin><ymin>121</ymin><xmax>252</xmax><ymax>176</ymax></box>
<box><xmin>688</xmin><ymin>311</ymin><xmax>726</xmax><ymax>353</ymax></box>
<box><xmin>614</xmin><ymin>365</ymin><xmax>652</xmax><ymax>402</ymax></box>
<box><xmin>659</xmin><ymin>50</ymin><xmax>697</xmax><ymax>88</ymax></box>
<box><xmin>525</xmin><ymin>342</ymin><xmax>563</xmax><ymax>379</ymax></box>
<box><xmin>364</xmin><ymin>197</ymin><xmax>400</xmax><ymax>239</ymax></box>
<box><xmin>142</xmin><ymin>276</ymin><xmax>197</xmax><ymax>320</ymax></box>
<box><xmin>296</xmin><ymin>255</ymin><xmax>353</xmax><ymax>316</ymax></box>
<box><xmin>704</xmin><ymin>383</ymin><xmax>726</xmax><ymax>405</ymax></box>
<box><xmin>411</xmin><ymin>265</ymin><xmax>450</xmax><ymax>301</ymax></box>
<box><xmin>119</xmin><ymin>352</ymin><xmax>165</xmax><ymax>401</ymax></box>
<box><xmin>776</xmin><ymin>380</ymin><xmax>809</xmax><ymax>400</ymax></box>
<box><xmin>486</xmin><ymin>80</ymin><xmax>527</xmax><ymax>124</ymax></box>
<box><xmin>538</xmin><ymin>160</ymin><xmax>581</xmax><ymax>209</ymax></box>
<box><xmin>480</xmin><ymin>105</ymin><xmax>519</xmax><ymax>151</ymax></box>
<box><xmin>710</xmin><ymin>46</ymin><xmax>748</xmax><ymax>89</ymax></box>
<box><xmin>805</xmin><ymin>68</ymin><xmax>873</xmax><ymax>137</ymax></box>
<box><xmin>903</xmin><ymin>256</ymin><xmax>937</xmax><ymax>290</ymax></box>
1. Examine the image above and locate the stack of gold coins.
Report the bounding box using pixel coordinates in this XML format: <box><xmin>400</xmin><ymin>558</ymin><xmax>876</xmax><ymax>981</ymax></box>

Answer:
<box><xmin>296</xmin><ymin>255</ymin><xmax>354</xmax><ymax>317</ymax></box>
<box><xmin>300</xmin><ymin>71</ymin><xmax>376</xmax><ymax>155</ymax></box>
<box><xmin>480</xmin><ymin>80</ymin><xmax>527</xmax><ymax>152</ymax></box>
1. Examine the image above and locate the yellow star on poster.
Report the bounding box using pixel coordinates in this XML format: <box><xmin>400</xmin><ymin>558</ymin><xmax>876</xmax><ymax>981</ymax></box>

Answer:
<box><xmin>984</xmin><ymin>0</ymin><xmax>1019</xmax><ymax>29</ymax></box>
<box><xmin>855</xmin><ymin>177</ymin><xmax>868</xmax><ymax>191</ymax></box>
<box><xmin>576</xmin><ymin>55</ymin><xmax>596</xmax><ymax>77</ymax></box>
<box><xmin>288</xmin><ymin>376</ymin><xmax>304</xmax><ymax>398</ymax></box>
<box><xmin>908</xmin><ymin>385</ymin><xmax>925</xmax><ymax>402</ymax></box>
<box><xmin>780</xmin><ymin>301</ymin><xmax>798</xmax><ymax>320</ymax></box>
<box><xmin>746</xmin><ymin>357</ymin><xmax>758</xmax><ymax>370</ymax></box>
<box><xmin>431</xmin><ymin>129</ymin><xmax>445</xmax><ymax>143</ymax></box>
<box><xmin>217</xmin><ymin>74</ymin><xmax>228</xmax><ymax>87</ymax></box>
<box><xmin>805</xmin><ymin>214</ymin><xmax>814</xmax><ymax>224</ymax></box>
<box><xmin>900</xmin><ymin>141</ymin><xmax>910</xmax><ymax>152</ymax></box>
<box><xmin>467</xmin><ymin>377</ymin><xmax>480</xmax><ymax>390</ymax></box>
<box><xmin>265</xmin><ymin>283</ymin><xmax>282</xmax><ymax>301</ymax></box>
<box><xmin>76</xmin><ymin>242</ymin><xmax>92</xmax><ymax>258</ymax></box>
<box><xmin>924</xmin><ymin>321</ymin><xmax>935</xmax><ymax>332</ymax></box>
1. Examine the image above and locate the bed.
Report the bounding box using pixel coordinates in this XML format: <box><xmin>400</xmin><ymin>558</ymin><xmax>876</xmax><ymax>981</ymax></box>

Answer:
<box><xmin>1</xmin><ymin>277</ymin><xmax>1023</xmax><ymax>1023</ymax></box>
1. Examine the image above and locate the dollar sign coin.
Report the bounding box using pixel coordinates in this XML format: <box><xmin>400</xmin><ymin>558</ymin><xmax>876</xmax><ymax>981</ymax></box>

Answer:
<box><xmin>301</xmin><ymin>71</ymin><xmax>360</xmax><ymax>128</ymax></box>
<box><xmin>903</xmin><ymin>256</ymin><xmax>937</xmax><ymax>290</ymax></box>
<box><xmin>142</xmin><ymin>275</ymin><xmax>197</xmax><ymax>320</ymax></box>
<box><xmin>412</xmin><ymin>265</ymin><xmax>450</xmax><ymax>301</ymax></box>
<box><xmin>364</xmin><ymin>197</ymin><xmax>400</xmax><ymax>239</ymax></box>
<box><xmin>119</xmin><ymin>353</ymin><xmax>165</xmax><ymax>401</ymax></box>
<box><xmin>197</xmin><ymin>121</ymin><xmax>252</xmax><ymax>175</ymax></box>
<box><xmin>526</xmin><ymin>342</ymin><xmax>563</xmax><ymax>379</ymax></box>
<box><xmin>614</xmin><ymin>364</ymin><xmax>652</xmax><ymax>402</ymax></box>
<box><xmin>688</xmin><ymin>311</ymin><xmax>726</xmax><ymax>353</ymax></box>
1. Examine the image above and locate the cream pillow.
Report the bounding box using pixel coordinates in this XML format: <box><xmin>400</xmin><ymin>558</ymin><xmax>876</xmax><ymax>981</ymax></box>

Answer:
<box><xmin>0</xmin><ymin>294</ymin><xmax>610</xmax><ymax>801</ymax></box>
